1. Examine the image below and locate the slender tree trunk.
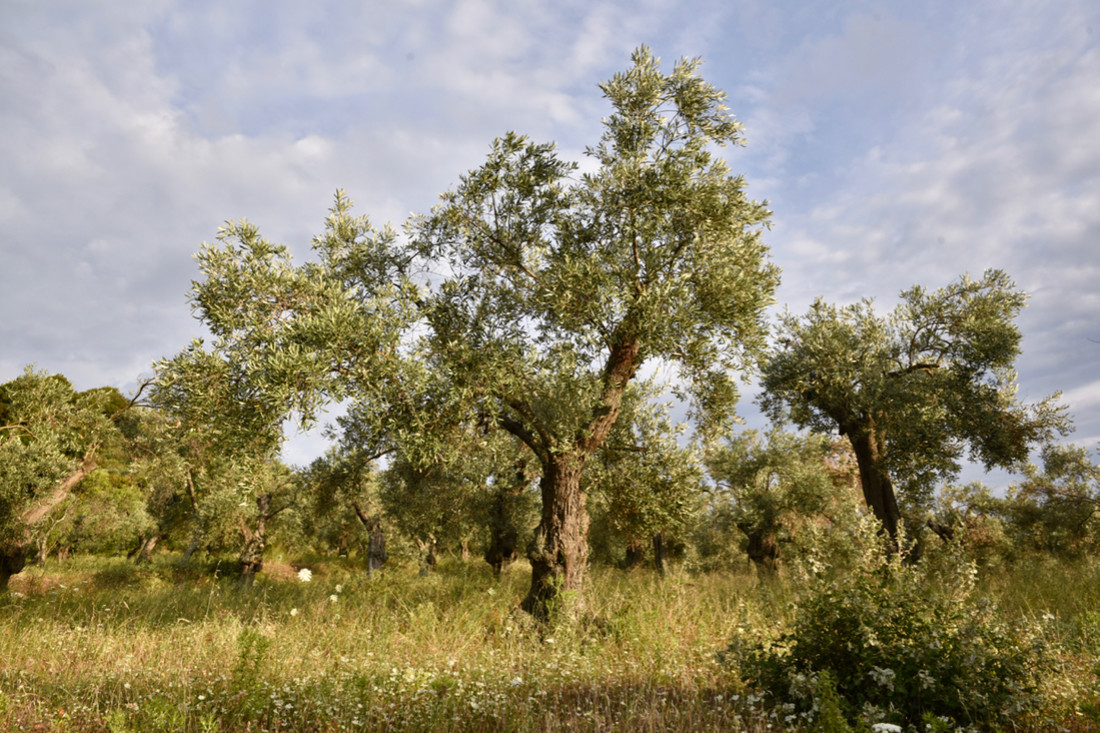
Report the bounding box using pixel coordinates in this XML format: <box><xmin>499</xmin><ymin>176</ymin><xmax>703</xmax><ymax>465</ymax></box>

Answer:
<box><xmin>846</xmin><ymin>426</ymin><xmax>901</xmax><ymax>540</ymax></box>
<box><xmin>522</xmin><ymin>455</ymin><xmax>588</xmax><ymax>620</ymax></box>
<box><xmin>416</xmin><ymin>535</ymin><xmax>437</xmax><ymax>576</ymax></box>
<box><xmin>135</xmin><ymin>534</ymin><xmax>162</xmax><ymax>565</ymax></box>
<box><xmin>367</xmin><ymin>525</ymin><xmax>387</xmax><ymax>575</ymax></box>
<box><xmin>182</xmin><ymin>532</ymin><xmax>201</xmax><ymax>562</ymax></box>
<box><xmin>652</xmin><ymin>532</ymin><xmax>668</xmax><ymax>576</ymax></box>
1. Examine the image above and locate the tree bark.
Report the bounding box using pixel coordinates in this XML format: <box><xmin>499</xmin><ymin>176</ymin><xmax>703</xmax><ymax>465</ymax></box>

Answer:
<box><xmin>134</xmin><ymin>534</ymin><xmax>162</xmax><ymax>565</ymax></box>
<box><xmin>652</xmin><ymin>532</ymin><xmax>668</xmax><ymax>576</ymax></box>
<box><xmin>514</xmin><ymin>335</ymin><xmax>638</xmax><ymax>620</ymax></box>
<box><xmin>846</xmin><ymin>424</ymin><xmax>901</xmax><ymax>540</ymax></box>
<box><xmin>353</xmin><ymin>502</ymin><xmax>388</xmax><ymax>576</ymax></box>
<box><xmin>416</xmin><ymin>535</ymin><xmax>437</xmax><ymax>576</ymax></box>
<box><xmin>741</xmin><ymin>527</ymin><xmax>779</xmax><ymax>575</ymax></box>
<box><xmin>238</xmin><ymin>494</ymin><xmax>270</xmax><ymax>587</ymax></box>
<box><xmin>2</xmin><ymin>454</ymin><xmax>96</xmax><ymax>590</ymax></box>
<box><xmin>522</xmin><ymin>455</ymin><xmax>588</xmax><ymax>620</ymax></box>
<box><xmin>0</xmin><ymin>543</ymin><xmax>28</xmax><ymax>591</ymax></box>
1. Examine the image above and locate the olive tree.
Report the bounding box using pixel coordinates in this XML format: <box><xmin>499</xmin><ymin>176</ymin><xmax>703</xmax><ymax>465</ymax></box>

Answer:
<box><xmin>760</xmin><ymin>270</ymin><xmax>1068</xmax><ymax>539</ymax></box>
<box><xmin>413</xmin><ymin>47</ymin><xmax>777</xmax><ymax>615</ymax></box>
<box><xmin>705</xmin><ymin>428</ymin><xmax>860</xmax><ymax>573</ymax></box>
<box><xmin>586</xmin><ymin>382</ymin><xmax>705</xmax><ymax>573</ymax></box>
<box><xmin>170</xmin><ymin>48</ymin><xmax>776</xmax><ymax>618</ymax></box>
<box><xmin>0</xmin><ymin>368</ymin><xmax>136</xmax><ymax>588</ymax></box>
<box><xmin>1007</xmin><ymin>443</ymin><xmax>1100</xmax><ymax>557</ymax></box>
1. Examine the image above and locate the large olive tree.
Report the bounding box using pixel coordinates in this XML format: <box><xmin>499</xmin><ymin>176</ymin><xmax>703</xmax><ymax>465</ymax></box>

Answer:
<box><xmin>170</xmin><ymin>47</ymin><xmax>777</xmax><ymax>617</ymax></box>
<box><xmin>413</xmin><ymin>47</ymin><xmax>777</xmax><ymax>615</ymax></box>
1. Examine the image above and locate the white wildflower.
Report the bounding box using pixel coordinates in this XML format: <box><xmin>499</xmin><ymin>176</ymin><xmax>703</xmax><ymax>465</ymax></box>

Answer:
<box><xmin>290</xmin><ymin>608</ymin><xmax>298</xmax><ymax>617</ymax></box>
<box><xmin>329</xmin><ymin>594</ymin><xmax>338</xmax><ymax>603</ymax></box>
<box><xmin>334</xmin><ymin>584</ymin><xmax>343</xmax><ymax>594</ymax></box>
<box><xmin>869</xmin><ymin>666</ymin><xmax>895</xmax><ymax>691</ymax></box>
<box><xmin>872</xmin><ymin>724</ymin><xmax>902</xmax><ymax>733</ymax></box>
<box><xmin>297</xmin><ymin>568</ymin><xmax>312</xmax><ymax>583</ymax></box>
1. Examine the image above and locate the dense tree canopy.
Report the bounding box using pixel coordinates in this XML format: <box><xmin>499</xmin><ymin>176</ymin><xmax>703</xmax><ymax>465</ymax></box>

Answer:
<box><xmin>0</xmin><ymin>368</ymin><xmax>139</xmax><ymax>587</ymax></box>
<box><xmin>760</xmin><ymin>270</ymin><xmax>1068</xmax><ymax>538</ymax></box>
<box><xmin>163</xmin><ymin>47</ymin><xmax>778</xmax><ymax>616</ymax></box>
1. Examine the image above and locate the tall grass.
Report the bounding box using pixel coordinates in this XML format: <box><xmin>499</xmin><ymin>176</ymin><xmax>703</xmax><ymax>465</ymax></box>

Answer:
<box><xmin>1</xmin><ymin>554</ymin><xmax>1097</xmax><ymax>731</ymax></box>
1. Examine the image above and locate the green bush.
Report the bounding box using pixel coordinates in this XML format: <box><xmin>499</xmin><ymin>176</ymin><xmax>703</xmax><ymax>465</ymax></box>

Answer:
<box><xmin>723</xmin><ymin>528</ymin><xmax>1046</xmax><ymax>729</ymax></box>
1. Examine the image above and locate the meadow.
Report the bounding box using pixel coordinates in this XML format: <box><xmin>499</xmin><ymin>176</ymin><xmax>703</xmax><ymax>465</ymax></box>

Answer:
<box><xmin>1</xmin><ymin>552</ymin><xmax>1099</xmax><ymax>732</ymax></box>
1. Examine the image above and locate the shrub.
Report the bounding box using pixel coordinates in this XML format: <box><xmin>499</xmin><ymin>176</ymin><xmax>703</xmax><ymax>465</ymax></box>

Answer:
<box><xmin>723</xmin><ymin>526</ymin><xmax>1046</xmax><ymax>729</ymax></box>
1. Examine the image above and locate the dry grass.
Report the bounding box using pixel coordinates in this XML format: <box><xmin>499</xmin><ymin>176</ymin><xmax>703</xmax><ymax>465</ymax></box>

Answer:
<box><xmin>1</xmin><ymin>554</ymin><xmax>1097</xmax><ymax>732</ymax></box>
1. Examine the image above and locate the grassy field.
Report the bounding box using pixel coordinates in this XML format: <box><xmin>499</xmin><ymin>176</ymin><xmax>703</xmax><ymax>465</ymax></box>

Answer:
<box><xmin>1</xmin><ymin>554</ymin><xmax>1098</xmax><ymax>732</ymax></box>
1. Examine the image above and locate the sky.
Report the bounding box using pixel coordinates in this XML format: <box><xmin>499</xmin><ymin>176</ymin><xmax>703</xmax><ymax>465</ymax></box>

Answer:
<box><xmin>2</xmin><ymin>0</ymin><xmax>1098</xmax><ymax>481</ymax></box>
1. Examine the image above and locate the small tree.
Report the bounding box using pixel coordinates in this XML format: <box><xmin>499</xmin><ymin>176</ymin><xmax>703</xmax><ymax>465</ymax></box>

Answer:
<box><xmin>587</xmin><ymin>382</ymin><xmax>704</xmax><ymax>573</ymax></box>
<box><xmin>1006</xmin><ymin>443</ymin><xmax>1100</xmax><ymax>557</ymax></box>
<box><xmin>706</xmin><ymin>428</ymin><xmax>859</xmax><ymax>573</ymax></box>
<box><xmin>0</xmin><ymin>368</ymin><xmax>135</xmax><ymax>588</ymax></box>
<box><xmin>760</xmin><ymin>270</ymin><xmax>1068</xmax><ymax>539</ymax></box>
<box><xmin>300</xmin><ymin>449</ymin><xmax>391</xmax><ymax>575</ymax></box>
<box><xmin>152</xmin><ymin>346</ymin><xmax>299</xmax><ymax>583</ymax></box>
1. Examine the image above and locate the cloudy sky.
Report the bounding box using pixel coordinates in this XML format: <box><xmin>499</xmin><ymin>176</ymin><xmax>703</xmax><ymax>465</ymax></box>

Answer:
<box><xmin>2</xmin><ymin>0</ymin><xmax>1098</xmax><ymax>477</ymax></box>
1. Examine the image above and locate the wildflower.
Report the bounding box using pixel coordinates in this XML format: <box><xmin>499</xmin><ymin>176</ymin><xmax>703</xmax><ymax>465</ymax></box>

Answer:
<box><xmin>297</xmin><ymin>568</ymin><xmax>312</xmax><ymax>582</ymax></box>
<box><xmin>290</xmin><ymin>608</ymin><xmax>298</xmax><ymax>617</ymax></box>
<box><xmin>335</xmin><ymin>584</ymin><xmax>343</xmax><ymax>594</ymax></box>
<box><xmin>869</xmin><ymin>666</ymin><xmax>895</xmax><ymax>691</ymax></box>
<box><xmin>329</xmin><ymin>594</ymin><xmax>338</xmax><ymax>603</ymax></box>
<box><xmin>872</xmin><ymin>724</ymin><xmax>902</xmax><ymax>733</ymax></box>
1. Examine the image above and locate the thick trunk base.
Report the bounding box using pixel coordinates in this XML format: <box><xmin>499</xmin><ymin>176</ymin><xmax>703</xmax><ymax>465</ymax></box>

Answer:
<box><xmin>522</xmin><ymin>459</ymin><xmax>588</xmax><ymax>622</ymax></box>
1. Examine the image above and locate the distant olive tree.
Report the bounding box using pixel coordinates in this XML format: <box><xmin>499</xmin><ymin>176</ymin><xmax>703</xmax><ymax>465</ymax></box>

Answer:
<box><xmin>761</xmin><ymin>270</ymin><xmax>1068</xmax><ymax>540</ymax></box>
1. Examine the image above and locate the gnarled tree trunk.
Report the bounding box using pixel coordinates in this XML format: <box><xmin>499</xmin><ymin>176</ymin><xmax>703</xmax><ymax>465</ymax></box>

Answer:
<box><xmin>624</xmin><ymin>538</ymin><xmax>646</xmax><ymax>570</ymax></box>
<box><xmin>238</xmin><ymin>494</ymin><xmax>270</xmax><ymax>587</ymax></box>
<box><xmin>353</xmin><ymin>502</ymin><xmax>388</xmax><ymax>576</ymax></box>
<box><xmin>0</xmin><ymin>543</ymin><xmax>28</xmax><ymax>591</ymax></box>
<box><xmin>3</xmin><ymin>454</ymin><xmax>96</xmax><ymax>591</ymax></box>
<box><xmin>846</xmin><ymin>424</ymin><xmax>901</xmax><ymax>541</ymax></box>
<box><xmin>522</xmin><ymin>455</ymin><xmax>588</xmax><ymax>620</ymax></box>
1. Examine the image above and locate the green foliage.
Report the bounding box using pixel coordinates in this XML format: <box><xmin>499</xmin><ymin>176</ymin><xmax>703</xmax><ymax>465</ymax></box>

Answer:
<box><xmin>724</xmin><ymin>527</ymin><xmax>1047</xmax><ymax>729</ymax></box>
<box><xmin>587</xmin><ymin>382</ymin><xmax>705</xmax><ymax>565</ymax></box>
<box><xmin>761</xmin><ymin>270</ymin><xmax>1069</xmax><ymax>533</ymax></box>
<box><xmin>811</xmin><ymin>671</ymin><xmax>854</xmax><ymax>733</ymax></box>
<box><xmin>704</xmin><ymin>429</ymin><xmax>862</xmax><ymax>572</ymax></box>
<box><xmin>0</xmin><ymin>367</ymin><xmax>128</xmax><ymax>549</ymax></box>
<box><xmin>1007</xmin><ymin>443</ymin><xmax>1100</xmax><ymax>557</ymax></box>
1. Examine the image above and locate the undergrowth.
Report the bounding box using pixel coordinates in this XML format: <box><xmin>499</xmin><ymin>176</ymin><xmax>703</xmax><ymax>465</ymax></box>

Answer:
<box><xmin>1</xmin><ymin>552</ymin><xmax>1097</xmax><ymax>732</ymax></box>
